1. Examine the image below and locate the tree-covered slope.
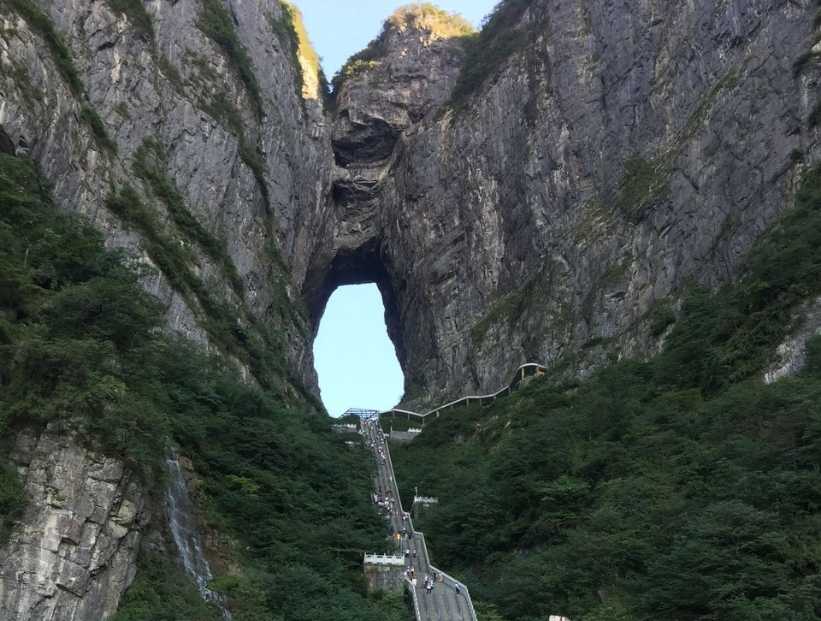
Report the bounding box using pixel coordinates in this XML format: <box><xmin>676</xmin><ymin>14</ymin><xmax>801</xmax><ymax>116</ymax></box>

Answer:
<box><xmin>391</xmin><ymin>166</ymin><xmax>821</xmax><ymax>621</ymax></box>
<box><xmin>0</xmin><ymin>153</ymin><xmax>407</xmax><ymax>620</ymax></box>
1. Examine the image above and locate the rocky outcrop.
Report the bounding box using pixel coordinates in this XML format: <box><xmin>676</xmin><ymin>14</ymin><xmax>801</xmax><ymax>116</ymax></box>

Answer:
<box><xmin>0</xmin><ymin>426</ymin><xmax>146</xmax><ymax>621</ymax></box>
<box><xmin>305</xmin><ymin>0</ymin><xmax>820</xmax><ymax>407</ymax></box>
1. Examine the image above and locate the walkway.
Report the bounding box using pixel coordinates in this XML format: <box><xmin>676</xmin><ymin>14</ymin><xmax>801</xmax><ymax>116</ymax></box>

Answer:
<box><xmin>362</xmin><ymin>419</ymin><xmax>476</xmax><ymax>621</ymax></box>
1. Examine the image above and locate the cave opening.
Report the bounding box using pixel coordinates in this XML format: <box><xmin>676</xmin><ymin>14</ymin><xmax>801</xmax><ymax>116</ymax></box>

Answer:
<box><xmin>313</xmin><ymin>283</ymin><xmax>404</xmax><ymax>417</ymax></box>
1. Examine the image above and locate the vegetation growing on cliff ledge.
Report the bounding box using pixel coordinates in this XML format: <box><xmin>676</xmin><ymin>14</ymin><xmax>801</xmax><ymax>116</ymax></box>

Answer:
<box><xmin>450</xmin><ymin>0</ymin><xmax>532</xmax><ymax>107</ymax></box>
<box><xmin>104</xmin><ymin>0</ymin><xmax>154</xmax><ymax>40</ymax></box>
<box><xmin>392</xmin><ymin>165</ymin><xmax>821</xmax><ymax>620</ymax></box>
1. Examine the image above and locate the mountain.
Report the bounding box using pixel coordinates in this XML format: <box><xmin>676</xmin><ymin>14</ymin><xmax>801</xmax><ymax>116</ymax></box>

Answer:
<box><xmin>0</xmin><ymin>0</ymin><xmax>819</xmax><ymax>619</ymax></box>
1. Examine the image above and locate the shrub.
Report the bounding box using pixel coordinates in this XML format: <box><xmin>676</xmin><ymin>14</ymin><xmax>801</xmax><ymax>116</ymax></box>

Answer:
<box><xmin>0</xmin><ymin>462</ymin><xmax>25</xmax><ymax>544</ymax></box>
<box><xmin>391</xmin><ymin>163</ymin><xmax>821</xmax><ymax>621</ymax></box>
<box><xmin>80</xmin><ymin>106</ymin><xmax>117</xmax><ymax>153</ymax></box>
<box><xmin>104</xmin><ymin>0</ymin><xmax>154</xmax><ymax>40</ymax></box>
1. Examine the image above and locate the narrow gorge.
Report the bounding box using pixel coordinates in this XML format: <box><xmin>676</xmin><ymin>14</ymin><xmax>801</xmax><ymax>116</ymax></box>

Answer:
<box><xmin>1</xmin><ymin>0</ymin><xmax>820</xmax><ymax>619</ymax></box>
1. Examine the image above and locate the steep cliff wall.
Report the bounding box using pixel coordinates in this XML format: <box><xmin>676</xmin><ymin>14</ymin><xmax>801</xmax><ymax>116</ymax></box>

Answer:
<box><xmin>308</xmin><ymin>0</ymin><xmax>820</xmax><ymax>407</ymax></box>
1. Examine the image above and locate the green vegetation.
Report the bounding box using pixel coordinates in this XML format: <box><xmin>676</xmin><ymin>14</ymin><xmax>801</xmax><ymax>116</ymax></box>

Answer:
<box><xmin>0</xmin><ymin>152</ymin><xmax>407</xmax><ymax>619</ymax></box>
<box><xmin>105</xmin><ymin>185</ymin><xmax>283</xmax><ymax>391</ymax></box>
<box><xmin>104</xmin><ymin>0</ymin><xmax>154</xmax><ymax>40</ymax></box>
<box><xmin>449</xmin><ymin>0</ymin><xmax>531</xmax><ymax>108</ymax></box>
<box><xmin>157</xmin><ymin>53</ymin><xmax>184</xmax><ymax>92</ymax></box>
<box><xmin>198</xmin><ymin>0</ymin><xmax>263</xmax><ymax>117</ymax></box>
<box><xmin>80</xmin><ymin>105</ymin><xmax>117</xmax><ymax>153</ymax></box>
<box><xmin>471</xmin><ymin>272</ymin><xmax>544</xmax><ymax>345</ymax></box>
<box><xmin>133</xmin><ymin>138</ymin><xmax>243</xmax><ymax>297</ymax></box>
<box><xmin>647</xmin><ymin>299</ymin><xmax>676</xmax><ymax>338</ymax></box>
<box><xmin>0</xmin><ymin>461</ymin><xmax>25</xmax><ymax>544</ymax></box>
<box><xmin>112</xmin><ymin>553</ymin><xmax>222</xmax><ymax>621</ymax></box>
<box><xmin>202</xmin><ymin>94</ymin><xmax>269</xmax><ymax>206</ymax></box>
<box><xmin>614</xmin><ymin>156</ymin><xmax>669</xmax><ymax>223</ymax></box>
<box><xmin>391</xmin><ymin>166</ymin><xmax>821</xmax><ymax>620</ymax></box>
<box><xmin>386</xmin><ymin>3</ymin><xmax>474</xmax><ymax>37</ymax></box>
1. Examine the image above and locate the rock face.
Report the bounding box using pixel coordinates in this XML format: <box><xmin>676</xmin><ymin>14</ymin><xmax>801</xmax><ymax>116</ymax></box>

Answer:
<box><xmin>0</xmin><ymin>0</ymin><xmax>332</xmax><ymax>394</ymax></box>
<box><xmin>0</xmin><ymin>426</ymin><xmax>146</xmax><ymax>621</ymax></box>
<box><xmin>305</xmin><ymin>0</ymin><xmax>820</xmax><ymax>407</ymax></box>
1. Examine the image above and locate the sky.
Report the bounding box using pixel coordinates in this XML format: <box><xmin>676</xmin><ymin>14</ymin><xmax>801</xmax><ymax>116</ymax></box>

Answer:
<box><xmin>313</xmin><ymin>284</ymin><xmax>405</xmax><ymax>417</ymax></box>
<box><xmin>291</xmin><ymin>0</ymin><xmax>499</xmax><ymax>77</ymax></box>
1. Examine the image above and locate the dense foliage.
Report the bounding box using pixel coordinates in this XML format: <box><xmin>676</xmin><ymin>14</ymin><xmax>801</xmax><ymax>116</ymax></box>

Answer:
<box><xmin>392</xmin><ymin>166</ymin><xmax>821</xmax><ymax>620</ymax></box>
<box><xmin>0</xmin><ymin>153</ymin><xmax>407</xmax><ymax>620</ymax></box>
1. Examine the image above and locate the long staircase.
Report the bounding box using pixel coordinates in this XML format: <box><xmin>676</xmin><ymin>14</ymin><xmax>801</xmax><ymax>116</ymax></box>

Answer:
<box><xmin>362</xmin><ymin>418</ymin><xmax>477</xmax><ymax>621</ymax></box>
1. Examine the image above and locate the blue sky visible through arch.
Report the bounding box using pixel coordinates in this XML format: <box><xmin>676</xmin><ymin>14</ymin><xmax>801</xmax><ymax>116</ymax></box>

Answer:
<box><xmin>314</xmin><ymin>284</ymin><xmax>405</xmax><ymax>417</ymax></box>
<box><xmin>291</xmin><ymin>0</ymin><xmax>499</xmax><ymax>78</ymax></box>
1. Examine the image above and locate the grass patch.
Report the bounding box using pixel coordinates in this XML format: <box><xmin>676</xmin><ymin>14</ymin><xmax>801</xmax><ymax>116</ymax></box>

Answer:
<box><xmin>332</xmin><ymin>3</ymin><xmax>473</xmax><ymax>96</ymax></box>
<box><xmin>157</xmin><ymin>53</ymin><xmax>184</xmax><ymax>92</ymax></box>
<box><xmin>80</xmin><ymin>105</ymin><xmax>117</xmax><ymax>153</ymax></box>
<box><xmin>614</xmin><ymin>156</ymin><xmax>669</xmax><ymax>223</ymax></box>
<box><xmin>198</xmin><ymin>0</ymin><xmax>263</xmax><ymax>117</ymax></box>
<box><xmin>203</xmin><ymin>94</ymin><xmax>269</xmax><ymax>207</ymax></box>
<box><xmin>104</xmin><ymin>0</ymin><xmax>154</xmax><ymax>40</ymax></box>
<box><xmin>7</xmin><ymin>1</ymin><xmax>118</xmax><ymax>154</ymax></box>
<box><xmin>271</xmin><ymin>1</ymin><xmax>323</xmax><ymax>102</ymax></box>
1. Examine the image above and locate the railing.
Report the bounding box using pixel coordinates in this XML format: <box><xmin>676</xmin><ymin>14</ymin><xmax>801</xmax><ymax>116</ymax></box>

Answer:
<box><xmin>364</xmin><ymin>554</ymin><xmax>405</xmax><ymax>566</ymax></box>
<box><xmin>403</xmin><ymin>509</ymin><xmax>477</xmax><ymax>621</ymax></box>
<box><xmin>381</xmin><ymin>362</ymin><xmax>546</xmax><ymax>422</ymax></box>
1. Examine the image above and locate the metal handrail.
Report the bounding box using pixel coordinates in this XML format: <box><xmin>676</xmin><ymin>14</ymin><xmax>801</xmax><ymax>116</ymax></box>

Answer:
<box><xmin>380</xmin><ymin>362</ymin><xmax>547</xmax><ymax>421</ymax></box>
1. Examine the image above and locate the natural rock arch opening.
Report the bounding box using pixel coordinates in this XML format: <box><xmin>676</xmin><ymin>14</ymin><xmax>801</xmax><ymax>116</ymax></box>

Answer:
<box><xmin>306</xmin><ymin>241</ymin><xmax>408</xmax><ymax>412</ymax></box>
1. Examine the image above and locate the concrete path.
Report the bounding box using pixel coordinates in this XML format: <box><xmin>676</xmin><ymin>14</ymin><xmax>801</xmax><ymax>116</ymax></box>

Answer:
<box><xmin>363</xmin><ymin>419</ymin><xmax>476</xmax><ymax>621</ymax></box>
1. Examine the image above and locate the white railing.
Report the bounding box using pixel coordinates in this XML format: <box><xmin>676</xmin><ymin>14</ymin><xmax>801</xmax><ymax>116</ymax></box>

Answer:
<box><xmin>380</xmin><ymin>363</ymin><xmax>546</xmax><ymax>422</ymax></box>
<box><xmin>363</xmin><ymin>554</ymin><xmax>405</xmax><ymax>567</ymax></box>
